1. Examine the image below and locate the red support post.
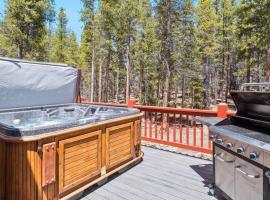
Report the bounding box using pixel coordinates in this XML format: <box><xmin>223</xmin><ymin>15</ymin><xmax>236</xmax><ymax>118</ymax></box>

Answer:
<box><xmin>128</xmin><ymin>99</ymin><xmax>136</xmax><ymax>108</ymax></box>
<box><xmin>217</xmin><ymin>103</ymin><xmax>228</xmax><ymax>118</ymax></box>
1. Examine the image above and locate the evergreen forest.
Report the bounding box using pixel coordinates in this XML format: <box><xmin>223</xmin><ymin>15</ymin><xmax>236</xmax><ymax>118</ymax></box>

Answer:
<box><xmin>0</xmin><ymin>0</ymin><xmax>270</xmax><ymax>109</ymax></box>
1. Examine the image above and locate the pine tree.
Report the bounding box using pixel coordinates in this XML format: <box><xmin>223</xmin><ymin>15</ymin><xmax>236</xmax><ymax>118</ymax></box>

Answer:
<box><xmin>51</xmin><ymin>7</ymin><xmax>68</xmax><ymax>63</ymax></box>
<box><xmin>134</xmin><ymin>0</ymin><xmax>159</xmax><ymax>105</ymax></box>
<box><xmin>1</xmin><ymin>0</ymin><xmax>54</xmax><ymax>59</ymax></box>
<box><xmin>196</xmin><ymin>0</ymin><xmax>221</xmax><ymax>108</ymax></box>
<box><xmin>237</xmin><ymin>0</ymin><xmax>270</xmax><ymax>82</ymax></box>
<box><xmin>66</xmin><ymin>32</ymin><xmax>79</xmax><ymax>66</ymax></box>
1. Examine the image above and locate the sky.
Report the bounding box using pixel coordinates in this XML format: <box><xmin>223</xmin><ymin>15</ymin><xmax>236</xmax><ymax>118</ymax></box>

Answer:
<box><xmin>0</xmin><ymin>0</ymin><xmax>84</xmax><ymax>42</ymax></box>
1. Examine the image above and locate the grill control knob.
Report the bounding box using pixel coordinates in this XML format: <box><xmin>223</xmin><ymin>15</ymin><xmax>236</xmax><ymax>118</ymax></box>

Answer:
<box><xmin>209</xmin><ymin>135</ymin><xmax>216</xmax><ymax>141</ymax></box>
<box><xmin>216</xmin><ymin>138</ymin><xmax>224</xmax><ymax>144</ymax></box>
<box><xmin>236</xmin><ymin>147</ymin><xmax>245</xmax><ymax>154</ymax></box>
<box><xmin>226</xmin><ymin>143</ymin><xmax>233</xmax><ymax>149</ymax></box>
<box><xmin>249</xmin><ymin>152</ymin><xmax>258</xmax><ymax>160</ymax></box>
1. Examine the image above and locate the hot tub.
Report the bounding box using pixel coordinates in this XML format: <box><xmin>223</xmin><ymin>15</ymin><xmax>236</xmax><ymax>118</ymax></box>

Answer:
<box><xmin>0</xmin><ymin>58</ymin><xmax>143</xmax><ymax>200</ymax></box>
<box><xmin>0</xmin><ymin>104</ymin><xmax>143</xmax><ymax>200</ymax></box>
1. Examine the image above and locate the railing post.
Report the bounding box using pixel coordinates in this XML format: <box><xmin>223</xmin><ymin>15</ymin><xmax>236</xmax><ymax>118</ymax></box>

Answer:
<box><xmin>217</xmin><ymin>103</ymin><xmax>228</xmax><ymax>118</ymax></box>
<box><xmin>127</xmin><ymin>99</ymin><xmax>136</xmax><ymax>108</ymax></box>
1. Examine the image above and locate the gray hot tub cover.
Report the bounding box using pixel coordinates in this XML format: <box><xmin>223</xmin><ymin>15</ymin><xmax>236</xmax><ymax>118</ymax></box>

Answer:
<box><xmin>0</xmin><ymin>58</ymin><xmax>80</xmax><ymax>109</ymax></box>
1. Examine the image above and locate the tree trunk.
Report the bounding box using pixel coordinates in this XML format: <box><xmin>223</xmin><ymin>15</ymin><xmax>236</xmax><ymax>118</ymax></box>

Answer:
<box><xmin>115</xmin><ymin>68</ymin><xmax>119</xmax><ymax>102</ymax></box>
<box><xmin>202</xmin><ymin>56</ymin><xmax>210</xmax><ymax>108</ymax></box>
<box><xmin>18</xmin><ymin>44</ymin><xmax>23</xmax><ymax>59</ymax></box>
<box><xmin>181</xmin><ymin>75</ymin><xmax>185</xmax><ymax>107</ymax></box>
<box><xmin>90</xmin><ymin>45</ymin><xmax>95</xmax><ymax>102</ymax></box>
<box><xmin>126</xmin><ymin>46</ymin><xmax>130</xmax><ymax>103</ymax></box>
<box><xmin>139</xmin><ymin>62</ymin><xmax>145</xmax><ymax>104</ymax></box>
<box><xmin>246</xmin><ymin>61</ymin><xmax>251</xmax><ymax>83</ymax></box>
<box><xmin>266</xmin><ymin>33</ymin><xmax>270</xmax><ymax>81</ymax></box>
<box><xmin>98</xmin><ymin>61</ymin><xmax>102</xmax><ymax>102</ymax></box>
<box><xmin>103</xmin><ymin>48</ymin><xmax>111</xmax><ymax>102</ymax></box>
<box><xmin>163</xmin><ymin>61</ymin><xmax>170</xmax><ymax>107</ymax></box>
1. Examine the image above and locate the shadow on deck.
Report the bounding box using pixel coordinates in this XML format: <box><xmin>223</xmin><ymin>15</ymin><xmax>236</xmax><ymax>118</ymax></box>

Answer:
<box><xmin>80</xmin><ymin>147</ymin><xmax>218</xmax><ymax>200</ymax></box>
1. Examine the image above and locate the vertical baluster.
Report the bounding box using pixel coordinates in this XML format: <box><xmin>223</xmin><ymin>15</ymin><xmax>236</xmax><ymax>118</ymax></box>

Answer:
<box><xmin>144</xmin><ymin>112</ymin><xmax>147</xmax><ymax>137</ymax></box>
<box><xmin>161</xmin><ymin>113</ymin><xmax>164</xmax><ymax>140</ymax></box>
<box><xmin>186</xmin><ymin>115</ymin><xmax>189</xmax><ymax>145</ymax></box>
<box><xmin>179</xmin><ymin>114</ymin><xmax>183</xmax><ymax>143</ymax></box>
<box><xmin>155</xmin><ymin>112</ymin><xmax>158</xmax><ymax>139</ymax></box>
<box><xmin>193</xmin><ymin>116</ymin><xmax>196</xmax><ymax>146</ymax></box>
<box><xmin>149</xmin><ymin>112</ymin><xmax>152</xmax><ymax>138</ymax></box>
<box><xmin>166</xmin><ymin>113</ymin><xmax>170</xmax><ymax>141</ymax></box>
<box><xmin>173</xmin><ymin>113</ymin><xmax>176</xmax><ymax>142</ymax></box>
<box><xmin>200</xmin><ymin>124</ymin><xmax>204</xmax><ymax>148</ymax></box>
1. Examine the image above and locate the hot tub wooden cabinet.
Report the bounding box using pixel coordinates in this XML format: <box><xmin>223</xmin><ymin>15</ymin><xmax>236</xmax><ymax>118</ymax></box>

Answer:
<box><xmin>0</xmin><ymin>114</ymin><xmax>143</xmax><ymax>200</ymax></box>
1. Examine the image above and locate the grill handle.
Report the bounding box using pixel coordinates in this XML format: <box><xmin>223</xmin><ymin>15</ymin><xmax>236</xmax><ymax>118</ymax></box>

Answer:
<box><xmin>265</xmin><ymin>171</ymin><xmax>270</xmax><ymax>184</ymax></box>
<box><xmin>214</xmin><ymin>153</ymin><xmax>234</xmax><ymax>163</ymax></box>
<box><xmin>240</xmin><ymin>83</ymin><xmax>270</xmax><ymax>91</ymax></box>
<box><xmin>235</xmin><ymin>165</ymin><xmax>260</xmax><ymax>179</ymax></box>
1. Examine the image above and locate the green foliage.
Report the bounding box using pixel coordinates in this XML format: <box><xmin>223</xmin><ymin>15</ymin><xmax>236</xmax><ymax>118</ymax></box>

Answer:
<box><xmin>50</xmin><ymin>7</ymin><xmax>68</xmax><ymax>63</ymax></box>
<box><xmin>2</xmin><ymin>0</ymin><xmax>270</xmax><ymax>108</ymax></box>
<box><xmin>0</xmin><ymin>0</ymin><xmax>54</xmax><ymax>59</ymax></box>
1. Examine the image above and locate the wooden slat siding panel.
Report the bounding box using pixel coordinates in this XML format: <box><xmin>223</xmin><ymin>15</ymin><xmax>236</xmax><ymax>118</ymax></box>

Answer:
<box><xmin>16</xmin><ymin>144</ymin><xmax>19</xmax><ymax>200</ymax></box>
<box><xmin>109</xmin><ymin>148</ymin><xmax>131</xmax><ymax>160</ymax></box>
<box><xmin>27</xmin><ymin>143</ymin><xmax>31</xmax><ymax>200</ymax></box>
<box><xmin>110</xmin><ymin>140</ymin><xmax>130</xmax><ymax>151</ymax></box>
<box><xmin>173</xmin><ymin>113</ymin><xmax>176</xmax><ymax>142</ymax></box>
<box><xmin>64</xmin><ymin>140</ymin><xmax>98</xmax><ymax>153</ymax></box>
<box><xmin>149</xmin><ymin>112</ymin><xmax>152</xmax><ymax>138</ymax></box>
<box><xmin>186</xmin><ymin>115</ymin><xmax>189</xmax><ymax>145</ymax></box>
<box><xmin>36</xmin><ymin>142</ymin><xmax>42</xmax><ymax>200</ymax></box>
<box><xmin>106</xmin><ymin>123</ymin><xmax>134</xmax><ymax>169</ymax></box>
<box><xmin>64</xmin><ymin>147</ymin><xmax>98</xmax><ymax>161</ymax></box>
<box><xmin>179</xmin><ymin>114</ymin><xmax>183</xmax><ymax>143</ymax></box>
<box><xmin>31</xmin><ymin>142</ymin><xmax>36</xmax><ymax>200</ymax></box>
<box><xmin>65</xmin><ymin>156</ymin><xmax>97</xmax><ymax>172</ymax></box>
<box><xmin>109</xmin><ymin>127</ymin><xmax>131</xmax><ymax>139</ymax></box>
<box><xmin>59</xmin><ymin>130</ymin><xmax>101</xmax><ymax>193</ymax></box>
<box><xmin>166</xmin><ymin>113</ymin><xmax>169</xmax><ymax>141</ymax></box>
<box><xmin>200</xmin><ymin>124</ymin><xmax>204</xmax><ymax>148</ymax></box>
<box><xmin>154</xmin><ymin>112</ymin><xmax>158</xmax><ymax>139</ymax></box>
<box><xmin>64</xmin><ymin>162</ymin><xmax>98</xmax><ymax>181</ymax></box>
<box><xmin>160</xmin><ymin>113</ymin><xmax>164</xmax><ymax>140</ymax></box>
<box><xmin>3</xmin><ymin>142</ymin><xmax>40</xmax><ymax>200</ymax></box>
<box><xmin>110</xmin><ymin>144</ymin><xmax>131</xmax><ymax>155</ymax></box>
<box><xmin>193</xmin><ymin>116</ymin><xmax>196</xmax><ymax>146</ymax></box>
<box><xmin>144</xmin><ymin>112</ymin><xmax>147</xmax><ymax>137</ymax></box>
<box><xmin>22</xmin><ymin>143</ymin><xmax>27</xmax><ymax>200</ymax></box>
<box><xmin>110</xmin><ymin>134</ymin><xmax>130</xmax><ymax>145</ymax></box>
<box><xmin>19</xmin><ymin>141</ymin><xmax>23</xmax><ymax>200</ymax></box>
<box><xmin>0</xmin><ymin>140</ymin><xmax>5</xmax><ymax>200</ymax></box>
<box><xmin>6</xmin><ymin>142</ymin><xmax>10</xmax><ymax>200</ymax></box>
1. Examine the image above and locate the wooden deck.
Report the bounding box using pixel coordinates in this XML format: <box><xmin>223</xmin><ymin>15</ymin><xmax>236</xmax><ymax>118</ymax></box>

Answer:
<box><xmin>80</xmin><ymin>146</ymin><xmax>217</xmax><ymax>200</ymax></box>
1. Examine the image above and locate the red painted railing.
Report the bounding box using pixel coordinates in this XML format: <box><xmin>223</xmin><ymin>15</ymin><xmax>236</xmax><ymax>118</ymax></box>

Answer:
<box><xmin>82</xmin><ymin>99</ymin><xmax>232</xmax><ymax>154</ymax></box>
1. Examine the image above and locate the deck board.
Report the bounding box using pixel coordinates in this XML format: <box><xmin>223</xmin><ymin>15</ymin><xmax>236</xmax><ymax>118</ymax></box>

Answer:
<box><xmin>80</xmin><ymin>147</ymin><xmax>217</xmax><ymax>200</ymax></box>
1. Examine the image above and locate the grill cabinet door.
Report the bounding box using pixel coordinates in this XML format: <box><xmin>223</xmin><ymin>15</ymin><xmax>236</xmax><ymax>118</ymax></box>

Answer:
<box><xmin>215</xmin><ymin>146</ymin><xmax>235</xmax><ymax>199</ymax></box>
<box><xmin>59</xmin><ymin>131</ymin><xmax>102</xmax><ymax>193</ymax></box>
<box><xmin>106</xmin><ymin>122</ymin><xmax>134</xmax><ymax>169</ymax></box>
<box><xmin>235</xmin><ymin>157</ymin><xmax>263</xmax><ymax>200</ymax></box>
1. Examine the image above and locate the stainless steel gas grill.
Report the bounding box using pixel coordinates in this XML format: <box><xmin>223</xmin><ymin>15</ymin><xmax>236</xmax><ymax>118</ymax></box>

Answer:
<box><xmin>208</xmin><ymin>83</ymin><xmax>270</xmax><ymax>200</ymax></box>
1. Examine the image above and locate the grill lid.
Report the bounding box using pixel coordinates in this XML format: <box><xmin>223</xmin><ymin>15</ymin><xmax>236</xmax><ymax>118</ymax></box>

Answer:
<box><xmin>0</xmin><ymin>57</ymin><xmax>81</xmax><ymax>109</ymax></box>
<box><xmin>230</xmin><ymin>83</ymin><xmax>270</xmax><ymax>129</ymax></box>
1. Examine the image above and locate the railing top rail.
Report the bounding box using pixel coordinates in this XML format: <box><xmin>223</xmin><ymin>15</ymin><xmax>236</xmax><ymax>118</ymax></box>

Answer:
<box><xmin>134</xmin><ymin>105</ymin><xmax>217</xmax><ymax>116</ymax></box>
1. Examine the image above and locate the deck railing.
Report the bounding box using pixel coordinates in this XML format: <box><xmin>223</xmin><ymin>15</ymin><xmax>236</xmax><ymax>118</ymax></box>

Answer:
<box><xmin>81</xmin><ymin>98</ymin><xmax>232</xmax><ymax>154</ymax></box>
